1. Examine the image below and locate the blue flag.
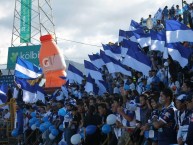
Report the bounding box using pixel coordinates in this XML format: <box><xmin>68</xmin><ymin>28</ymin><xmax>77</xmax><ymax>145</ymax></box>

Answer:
<box><xmin>15</xmin><ymin>57</ymin><xmax>42</xmax><ymax>79</ymax></box>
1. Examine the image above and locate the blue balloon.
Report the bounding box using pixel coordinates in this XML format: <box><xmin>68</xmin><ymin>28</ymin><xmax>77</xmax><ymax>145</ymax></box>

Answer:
<box><xmin>29</xmin><ymin>117</ymin><xmax>37</xmax><ymax>125</ymax></box>
<box><xmin>49</xmin><ymin>125</ymin><xmax>55</xmax><ymax>131</ymax></box>
<box><xmin>102</xmin><ymin>124</ymin><xmax>111</xmax><ymax>134</ymax></box>
<box><xmin>11</xmin><ymin>129</ymin><xmax>18</xmax><ymax>137</ymax></box>
<box><xmin>86</xmin><ymin>125</ymin><xmax>97</xmax><ymax>135</ymax></box>
<box><xmin>44</xmin><ymin>121</ymin><xmax>52</xmax><ymax>129</ymax></box>
<box><xmin>51</xmin><ymin>129</ymin><xmax>59</xmax><ymax>136</ymax></box>
<box><xmin>58</xmin><ymin>108</ymin><xmax>66</xmax><ymax>116</ymax></box>
<box><xmin>124</xmin><ymin>85</ymin><xmax>130</xmax><ymax>91</ymax></box>
<box><xmin>59</xmin><ymin>124</ymin><xmax>64</xmax><ymax>131</ymax></box>
<box><xmin>35</xmin><ymin>120</ymin><xmax>40</xmax><ymax>127</ymax></box>
<box><xmin>39</xmin><ymin>124</ymin><xmax>46</xmax><ymax>132</ymax></box>
<box><xmin>42</xmin><ymin>116</ymin><xmax>49</xmax><ymax>122</ymax></box>
<box><xmin>30</xmin><ymin>112</ymin><xmax>36</xmax><ymax>118</ymax></box>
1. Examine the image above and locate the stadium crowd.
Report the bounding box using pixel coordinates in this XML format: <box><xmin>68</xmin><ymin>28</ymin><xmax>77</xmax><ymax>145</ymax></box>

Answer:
<box><xmin>1</xmin><ymin>1</ymin><xmax>193</xmax><ymax>145</ymax></box>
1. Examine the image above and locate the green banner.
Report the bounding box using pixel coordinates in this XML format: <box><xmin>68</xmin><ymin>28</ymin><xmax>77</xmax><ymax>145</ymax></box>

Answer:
<box><xmin>7</xmin><ymin>45</ymin><xmax>40</xmax><ymax>69</ymax></box>
<box><xmin>20</xmin><ymin>0</ymin><xmax>32</xmax><ymax>43</ymax></box>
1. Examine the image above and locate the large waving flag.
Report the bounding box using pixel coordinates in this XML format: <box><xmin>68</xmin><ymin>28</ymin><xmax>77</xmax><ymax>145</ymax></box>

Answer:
<box><xmin>154</xmin><ymin>8</ymin><xmax>162</xmax><ymax>20</ymax></box>
<box><xmin>0</xmin><ymin>83</ymin><xmax>8</xmax><ymax>103</ymax></box>
<box><xmin>15</xmin><ymin>57</ymin><xmax>42</xmax><ymax>79</ymax></box>
<box><xmin>150</xmin><ymin>30</ymin><xmax>166</xmax><ymax>52</ymax></box>
<box><xmin>166</xmin><ymin>43</ymin><xmax>193</xmax><ymax>67</ymax></box>
<box><xmin>33</xmin><ymin>85</ymin><xmax>46</xmax><ymax>104</ymax></box>
<box><xmin>121</xmin><ymin>39</ymin><xmax>140</xmax><ymax>57</ymax></box>
<box><xmin>100</xmin><ymin>50</ymin><xmax>131</xmax><ymax>76</ymax></box>
<box><xmin>122</xmin><ymin>45</ymin><xmax>152</xmax><ymax>76</ymax></box>
<box><xmin>84</xmin><ymin>60</ymin><xmax>103</xmax><ymax>80</ymax></box>
<box><xmin>15</xmin><ymin>78</ymin><xmax>37</xmax><ymax>103</ymax></box>
<box><xmin>166</xmin><ymin>20</ymin><xmax>193</xmax><ymax>43</ymax></box>
<box><xmin>88</xmin><ymin>53</ymin><xmax>105</xmax><ymax>69</ymax></box>
<box><xmin>95</xmin><ymin>80</ymin><xmax>108</xmax><ymax>95</ymax></box>
<box><xmin>129</xmin><ymin>20</ymin><xmax>141</xmax><ymax>31</ymax></box>
<box><xmin>119</xmin><ymin>29</ymin><xmax>137</xmax><ymax>43</ymax></box>
<box><xmin>132</xmin><ymin>29</ymin><xmax>151</xmax><ymax>48</ymax></box>
<box><xmin>67</xmin><ymin>64</ymin><xmax>84</xmax><ymax>84</ymax></box>
<box><xmin>84</xmin><ymin>74</ymin><xmax>98</xmax><ymax>95</ymax></box>
<box><xmin>102</xmin><ymin>44</ymin><xmax>122</xmax><ymax>60</ymax></box>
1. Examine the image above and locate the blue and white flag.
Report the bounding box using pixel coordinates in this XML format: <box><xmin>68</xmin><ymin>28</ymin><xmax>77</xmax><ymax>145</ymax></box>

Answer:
<box><xmin>166</xmin><ymin>43</ymin><xmax>193</xmax><ymax>67</ymax></box>
<box><xmin>166</xmin><ymin>20</ymin><xmax>193</xmax><ymax>43</ymax></box>
<box><xmin>100</xmin><ymin>50</ymin><xmax>131</xmax><ymax>76</ymax></box>
<box><xmin>15</xmin><ymin>57</ymin><xmax>42</xmax><ymax>79</ymax></box>
<box><xmin>84</xmin><ymin>60</ymin><xmax>103</xmax><ymax>80</ymax></box>
<box><xmin>0</xmin><ymin>83</ymin><xmax>8</xmax><ymax>103</ymax></box>
<box><xmin>102</xmin><ymin>44</ymin><xmax>122</xmax><ymax>60</ymax></box>
<box><xmin>61</xmin><ymin>86</ymin><xmax>68</xmax><ymax>98</ymax></box>
<box><xmin>15</xmin><ymin>78</ymin><xmax>37</xmax><ymax>103</ymax></box>
<box><xmin>33</xmin><ymin>85</ymin><xmax>46</xmax><ymax>104</ymax></box>
<box><xmin>119</xmin><ymin>29</ymin><xmax>137</xmax><ymax>43</ymax></box>
<box><xmin>129</xmin><ymin>20</ymin><xmax>141</xmax><ymax>31</ymax></box>
<box><xmin>122</xmin><ymin>45</ymin><xmax>152</xmax><ymax>76</ymax></box>
<box><xmin>132</xmin><ymin>29</ymin><xmax>151</xmax><ymax>48</ymax></box>
<box><xmin>154</xmin><ymin>8</ymin><xmax>162</xmax><ymax>20</ymax></box>
<box><xmin>84</xmin><ymin>74</ymin><xmax>98</xmax><ymax>95</ymax></box>
<box><xmin>150</xmin><ymin>30</ymin><xmax>166</xmax><ymax>52</ymax></box>
<box><xmin>88</xmin><ymin>53</ymin><xmax>105</xmax><ymax>69</ymax></box>
<box><xmin>67</xmin><ymin>64</ymin><xmax>84</xmax><ymax>84</ymax></box>
<box><xmin>95</xmin><ymin>80</ymin><xmax>108</xmax><ymax>95</ymax></box>
<box><xmin>121</xmin><ymin>39</ymin><xmax>140</xmax><ymax>57</ymax></box>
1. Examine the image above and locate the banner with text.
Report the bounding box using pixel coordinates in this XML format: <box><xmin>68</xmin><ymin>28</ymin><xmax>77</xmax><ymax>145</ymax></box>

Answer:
<box><xmin>20</xmin><ymin>0</ymin><xmax>32</xmax><ymax>43</ymax></box>
<box><xmin>7</xmin><ymin>45</ymin><xmax>40</xmax><ymax>69</ymax></box>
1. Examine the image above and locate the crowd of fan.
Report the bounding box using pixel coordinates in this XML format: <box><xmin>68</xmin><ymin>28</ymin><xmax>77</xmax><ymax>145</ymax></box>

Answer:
<box><xmin>1</xmin><ymin>1</ymin><xmax>193</xmax><ymax>145</ymax></box>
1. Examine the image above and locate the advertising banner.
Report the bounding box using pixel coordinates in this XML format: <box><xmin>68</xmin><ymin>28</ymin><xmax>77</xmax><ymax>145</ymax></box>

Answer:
<box><xmin>7</xmin><ymin>45</ymin><xmax>40</xmax><ymax>69</ymax></box>
<box><xmin>20</xmin><ymin>0</ymin><xmax>32</xmax><ymax>43</ymax></box>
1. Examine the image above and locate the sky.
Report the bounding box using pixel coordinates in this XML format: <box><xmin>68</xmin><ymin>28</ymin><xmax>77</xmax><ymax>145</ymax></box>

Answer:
<box><xmin>0</xmin><ymin>0</ymin><xmax>192</xmax><ymax>69</ymax></box>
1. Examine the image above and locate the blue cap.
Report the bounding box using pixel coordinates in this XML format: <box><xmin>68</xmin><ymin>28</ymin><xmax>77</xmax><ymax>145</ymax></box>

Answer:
<box><xmin>176</xmin><ymin>94</ymin><xmax>187</xmax><ymax>102</ymax></box>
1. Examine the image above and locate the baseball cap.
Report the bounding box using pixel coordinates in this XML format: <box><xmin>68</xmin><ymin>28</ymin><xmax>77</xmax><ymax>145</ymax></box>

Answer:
<box><xmin>176</xmin><ymin>94</ymin><xmax>187</xmax><ymax>103</ymax></box>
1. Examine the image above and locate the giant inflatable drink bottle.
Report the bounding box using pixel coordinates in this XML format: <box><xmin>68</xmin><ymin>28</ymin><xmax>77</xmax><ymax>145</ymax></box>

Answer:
<box><xmin>39</xmin><ymin>34</ymin><xmax>66</xmax><ymax>88</ymax></box>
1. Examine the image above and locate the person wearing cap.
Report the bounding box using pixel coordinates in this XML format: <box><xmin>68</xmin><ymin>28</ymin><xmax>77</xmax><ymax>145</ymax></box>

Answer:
<box><xmin>110</xmin><ymin>97</ymin><xmax>136</xmax><ymax>145</ymax></box>
<box><xmin>175</xmin><ymin>94</ymin><xmax>187</xmax><ymax>127</ymax></box>
<box><xmin>185</xmin><ymin>93</ymin><xmax>193</xmax><ymax>145</ymax></box>
<box><xmin>175</xmin><ymin>94</ymin><xmax>190</xmax><ymax>145</ymax></box>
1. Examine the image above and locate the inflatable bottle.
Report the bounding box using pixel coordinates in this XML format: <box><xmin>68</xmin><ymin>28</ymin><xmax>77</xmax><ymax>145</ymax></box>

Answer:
<box><xmin>39</xmin><ymin>34</ymin><xmax>66</xmax><ymax>88</ymax></box>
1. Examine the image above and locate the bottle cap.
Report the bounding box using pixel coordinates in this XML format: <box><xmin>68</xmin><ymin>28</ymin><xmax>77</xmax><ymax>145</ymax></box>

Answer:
<box><xmin>40</xmin><ymin>34</ymin><xmax>53</xmax><ymax>42</ymax></box>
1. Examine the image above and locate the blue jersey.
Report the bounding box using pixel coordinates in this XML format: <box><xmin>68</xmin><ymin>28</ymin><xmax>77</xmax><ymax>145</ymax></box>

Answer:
<box><xmin>158</xmin><ymin>104</ymin><xmax>177</xmax><ymax>145</ymax></box>
<box><xmin>151</xmin><ymin>109</ymin><xmax>160</xmax><ymax>121</ymax></box>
